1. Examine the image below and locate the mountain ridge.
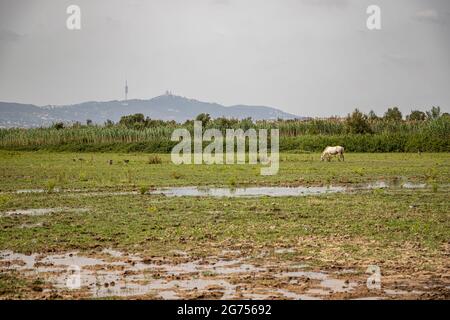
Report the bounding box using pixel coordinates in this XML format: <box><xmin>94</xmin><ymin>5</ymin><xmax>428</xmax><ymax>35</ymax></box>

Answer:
<box><xmin>0</xmin><ymin>94</ymin><xmax>302</xmax><ymax>128</ymax></box>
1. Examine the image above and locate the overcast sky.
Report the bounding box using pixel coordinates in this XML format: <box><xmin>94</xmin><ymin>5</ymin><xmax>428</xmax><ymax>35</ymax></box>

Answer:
<box><xmin>0</xmin><ymin>0</ymin><xmax>449</xmax><ymax>117</ymax></box>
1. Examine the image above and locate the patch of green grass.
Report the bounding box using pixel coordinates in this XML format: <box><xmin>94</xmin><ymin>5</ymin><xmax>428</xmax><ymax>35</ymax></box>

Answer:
<box><xmin>0</xmin><ymin>273</ymin><xmax>46</xmax><ymax>298</ymax></box>
<box><xmin>46</xmin><ymin>180</ymin><xmax>56</xmax><ymax>193</ymax></box>
<box><xmin>0</xmin><ymin>151</ymin><xmax>448</xmax><ymax>191</ymax></box>
<box><xmin>0</xmin><ymin>194</ymin><xmax>11</xmax><ymax>208</ymax></box>
<box><xmin>0</xmin><ymin>187</ymin><xmax>448</xmax><ymax>268</ymax></box>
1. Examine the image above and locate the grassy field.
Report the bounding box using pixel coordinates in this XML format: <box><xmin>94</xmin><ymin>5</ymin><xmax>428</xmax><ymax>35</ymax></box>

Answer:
<box><xmin>0</xmin><ymin>151</ymin><xmax>449</xmax><ymax>299</ymax></box>
<box><xmin>0</xmin><ymin>151</ymin><xmax>448</xmax><ymax>191</ymax></box>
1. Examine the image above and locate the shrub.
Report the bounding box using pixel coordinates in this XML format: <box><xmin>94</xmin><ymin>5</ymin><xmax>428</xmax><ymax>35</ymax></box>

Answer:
<box><xmin>171</xmin><ymin>172</ymin><xmax>182</xmax><ymax>179</ymax></box>
<box><xmin>148</xmin><ymin>155</ymin><xmax>162</xmax><ymax>164</ymax></box>
<box><xmin>384</xmin><ymin>107</ymin><xmax>403</xmax><ymax>122</ymax></box>
<box><xmin>139</xmin><ymin>185</ymin><xmax>149</xmax><ymax>195</ymax></box>
<box><xmin>46</xmin><ymin>180</ymin><xmax>56</xmax><ymax>193</ymax></box>
<box><xmin>345</xmin><ymin>109</ymin><xmax>372</xmax><ymax>134</ymax></box>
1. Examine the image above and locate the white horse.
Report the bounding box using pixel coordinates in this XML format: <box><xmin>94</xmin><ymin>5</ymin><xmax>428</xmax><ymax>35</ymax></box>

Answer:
<box><xmin>321</xmin><ymin>146</ymin><xmax>345</xmax><ymax>162</ymax></box>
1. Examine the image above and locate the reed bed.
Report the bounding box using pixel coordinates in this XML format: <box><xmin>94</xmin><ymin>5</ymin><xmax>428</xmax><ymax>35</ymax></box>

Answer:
<box><xmin>0</xmin><ymin>117</ymin><xmax>448</xmax><ymax>152</ymax></box>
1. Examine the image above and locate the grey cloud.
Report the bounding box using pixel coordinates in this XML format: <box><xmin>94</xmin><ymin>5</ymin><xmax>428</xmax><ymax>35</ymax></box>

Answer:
<box><xmin>300</xmin><ymin>0</ymin><xmax>349</xmax><ymax>8</ymax></box>
<box><xmin>413</xmin><ymin>9</ymin><xmax>448</xmax><ymax>24</ymax></box>
<box><xmin>0</xmin><ymin>28</ymin><xmax>23</xmax><ymax>42</ymax></box>
<box><xmin>210</xmin><ymin>0</ymin><xmax>231</xmax><ymax>5</ymax></box>
<box><xmin>382</xmin><ymin>53</ymin><xmax>421</xmax><ymax>68</ymax></box>
<box><xmin>104</xmin><ymin>16</ymin><xmax>121</xmax><ymax>29</ymax></box>
<box><xmin>0</xmin><ymin>0</ymin><xmax>448</xmax><ymax>117</ymax></box>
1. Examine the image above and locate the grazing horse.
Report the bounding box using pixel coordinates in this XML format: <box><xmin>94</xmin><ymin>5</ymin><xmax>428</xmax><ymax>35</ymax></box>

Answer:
<box><xmin>321</xmin><ymin>146</ymin><xmax>345</xmax><ymax>162</ymax></box>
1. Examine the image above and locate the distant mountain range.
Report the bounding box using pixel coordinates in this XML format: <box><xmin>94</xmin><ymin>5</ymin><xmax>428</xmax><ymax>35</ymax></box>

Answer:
<box><xmin>0</xmin><ymin>94</ymin><xmax>302</xmax><ymax>128</ymax></box>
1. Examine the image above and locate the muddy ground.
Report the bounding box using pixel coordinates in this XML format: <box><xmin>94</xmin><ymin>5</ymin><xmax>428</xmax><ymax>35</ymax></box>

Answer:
<box><xmin>1</xmin><ymin>245</ymin><xmax>448</xmax><ymax>300</ymax></box>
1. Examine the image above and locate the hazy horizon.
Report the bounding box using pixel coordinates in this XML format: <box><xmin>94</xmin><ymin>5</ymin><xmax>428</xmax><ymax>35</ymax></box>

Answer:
<box><xmin>0</xmin><ymin>91</ymin><xmax>445</xmax><ymax>119</ymax></box>
<box><xmin>1</xmin><ymin>0</ymin><xmax>449</xmax><ymax>117</ymax></box>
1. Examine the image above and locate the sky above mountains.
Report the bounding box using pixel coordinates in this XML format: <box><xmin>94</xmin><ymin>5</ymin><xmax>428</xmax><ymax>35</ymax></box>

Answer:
<box><xmin>0</xmin><ymin>0</ymin><xmax>449</xmax><ymax>117</ymax></box>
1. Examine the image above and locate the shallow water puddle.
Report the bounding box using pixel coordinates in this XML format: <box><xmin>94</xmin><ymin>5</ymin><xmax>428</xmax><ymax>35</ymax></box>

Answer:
<box><xmin>142</xmin><ymin>181</ymin><xmax>430</xmax><ymax>197</ymax></box>
<box><xmin>11</xmin><ymin>186</ymin><xmax>347</xmax><ymax>197</ymax></box>
<box><xmin>0</xmin><ymin>207</ymin><xmax>88</xmax><ymax>217</ymax></box>
<box><xmin>16</xmin><ymin>189</ymin><xmax>49</xmax><ymax>194</ymax></box>
<box><xmin>13</xmin><ymin>189</ymin><xmax>137</xmax><ymax>196</ymax></box>
<box><xmin>276</xmin><ymin>270</ymin><xmax>357</xmax><ymax>294</ymax></box>
<box><xmin>274</xmin><ymin>248</ymin><xmax>296</xmax><ymax>254</ymax></box>
<box><xmin>383</xmin><ymin>288</ymin><xmax>425</xmax><ymax>295</ymax></box>
<box><xmin>0</xmin><ymin>250</ymin><xmax>37</xmax><ymax>269</ymax></box>
<box><xmin>7</xmin><ymin>180</ymin><xmax>431</xmax><ymax>198</ymax></box>
<box><xmin>18</xmin><ymin>222</ymin><xmax>44</xmax><ymax>229</ymax></box>
<box><xmin>275</xmin><ymin>289</ymin><xmax>321</xmax><ymax>300</ymax></box>
<box><xmin>147</xmin><ymin>186</ymin><xmax>346</xmax><ymax>197</ymax></box>
<box><xmin>131</xmin><ymin>257</ymin><xmax>264</xmax><ymax>276</ymax></box>
<box><xmin>402</xmin><ymin>182</ymin><xmax>427</xmax><ymax>189</ymax></box>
